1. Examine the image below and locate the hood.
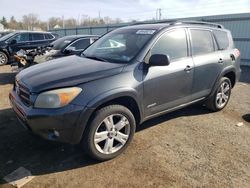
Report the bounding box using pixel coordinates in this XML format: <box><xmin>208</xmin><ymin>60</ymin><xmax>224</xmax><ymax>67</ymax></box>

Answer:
<box><xmin>17</xmin><ymin>55</ymin><xmax>125</xmax><ymax>93</ymax></box>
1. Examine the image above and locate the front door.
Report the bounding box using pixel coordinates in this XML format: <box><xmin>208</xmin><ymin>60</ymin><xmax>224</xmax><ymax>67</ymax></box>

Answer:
<box><xmin>143</xmin><ymin>29</ymin><xmax>194</xmax><ymax>117</ymax></box>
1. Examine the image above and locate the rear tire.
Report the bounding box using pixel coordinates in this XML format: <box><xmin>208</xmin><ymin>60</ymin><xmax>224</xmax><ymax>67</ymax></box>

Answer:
<box><xmin>0</xmin><ymin>51</ymin><xmax>8</xmax><ymax>66</ymax></box>
<box><xmin>82</xmin><ymin>105</ymin><xmax>136</xmax><ymax>161</ymax></box>
<box><xmin>205</xmin><ymin>77</ymin><xmax>232</xmax><ymax>112</ymax></box>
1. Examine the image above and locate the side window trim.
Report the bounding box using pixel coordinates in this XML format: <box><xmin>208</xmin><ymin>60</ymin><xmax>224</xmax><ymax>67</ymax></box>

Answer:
<box><xmin>148</xmin><ymin>28</ymin><xmax>189</xmax><ymax>63</ymax></box>
<box><xmin>188</xmin><ymin>28</ymin><xmax>215</xmax><ymax>57</ymax></box>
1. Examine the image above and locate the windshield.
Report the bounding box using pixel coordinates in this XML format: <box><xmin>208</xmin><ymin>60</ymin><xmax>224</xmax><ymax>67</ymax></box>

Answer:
<box><xmin>0</xmin><ymin>32</ymin><xmax>15</xmax><ymax>41</ymax></box>
<box><xmin>51</xmin><ymin>36</ymin><xmax>77</xmax><ymax>50</ymax></box>
<box><xmin>82</xmin><ymin>28</ymin><xmax>155</xmax><ymax>63</ymax></box>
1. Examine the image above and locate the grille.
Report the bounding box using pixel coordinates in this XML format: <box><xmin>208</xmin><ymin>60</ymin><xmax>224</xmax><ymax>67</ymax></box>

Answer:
<box><xmin>15</xmin><ymin>81</ymin><xmax>30</xmax><ymax>106</ymax></box>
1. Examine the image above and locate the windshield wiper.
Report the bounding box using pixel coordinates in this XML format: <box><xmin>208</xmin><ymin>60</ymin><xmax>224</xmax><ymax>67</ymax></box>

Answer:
<box><xmin>82</xmin><ymin>54</ymin><xmax>107</xmax><ymax>62</ymax></box>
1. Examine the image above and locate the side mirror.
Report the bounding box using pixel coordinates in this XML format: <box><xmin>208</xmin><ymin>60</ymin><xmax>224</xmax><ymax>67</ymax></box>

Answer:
<box><xmin>63</xmin><ymin>46</ymin><xmax>75</xmax><ymax>54</ymax></box>
<box><xmin>149</xmin><ymin>54</ymin><xmax>170</xmax><ymax>66</ymax></box>
<box><xmin>9</xmin><ymin>39</ymin><xmax>17</xmax><ymax>45</ymax></box>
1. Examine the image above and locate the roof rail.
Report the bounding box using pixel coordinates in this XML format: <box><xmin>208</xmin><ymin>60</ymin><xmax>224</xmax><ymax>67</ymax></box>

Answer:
<box><xmin>169</xmin><ymin>20</ymin><xmax>224</xmax><ymax>29</ymax></box>
<box><xmin>129</xmin><ymin>20</ymin><xmax>224</xmax><ymax>29</ymax></box>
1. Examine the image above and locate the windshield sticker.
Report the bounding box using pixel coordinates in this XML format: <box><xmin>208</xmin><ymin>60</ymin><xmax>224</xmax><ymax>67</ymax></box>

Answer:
<box><xmin>136</xmin><ymin>30</ymin><xmax>156</xmax><ymax>35</ymax></box>
<box><xmin>63</xmin><ymin>40</ymin><xmax>71</xmax><ymax>43</ymax></box>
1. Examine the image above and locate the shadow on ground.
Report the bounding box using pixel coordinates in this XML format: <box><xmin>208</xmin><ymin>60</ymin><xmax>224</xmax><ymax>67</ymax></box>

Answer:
<box><xmin>0</xmin><ymin>104</ymin><xmax>211</xmax><ymax>183</ymax></box>
<box><xmin>0</xmin><ymin>72</ymin><xmax>16</xmax><ymax>85</ymax></box>
<box><xmin>242</xmin><ymin>114</ymin><xmax>250</xmax><ymax>123</ymax></box>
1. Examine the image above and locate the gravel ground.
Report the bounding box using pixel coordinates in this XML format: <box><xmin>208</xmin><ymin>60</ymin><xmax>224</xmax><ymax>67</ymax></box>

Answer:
<box><xmin>0</xmin><ymin>65</ymin><xmax>249</xmax><ymax>188</ymax></box>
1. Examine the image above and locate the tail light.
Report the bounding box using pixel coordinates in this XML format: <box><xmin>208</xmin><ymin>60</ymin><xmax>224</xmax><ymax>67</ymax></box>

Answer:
<box><xmin>234</xmin><ymin>49</ymin><xmax>240</xmax><ymax>57</ymax></box>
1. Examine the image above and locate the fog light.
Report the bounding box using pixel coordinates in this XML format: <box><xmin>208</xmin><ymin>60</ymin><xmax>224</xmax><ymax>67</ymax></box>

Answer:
<box><xmin>54</xmin><ymin>130</ymin><xmax>60</xmax><ymax>137</ymax></box>
<box><xmin>47</xmin><ymin>130</ymin><xmax>60</xmax><ymax>140</ymax></box>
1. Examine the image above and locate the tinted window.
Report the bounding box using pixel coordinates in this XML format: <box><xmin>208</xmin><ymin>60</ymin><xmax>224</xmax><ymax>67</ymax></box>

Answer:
<box><xmin>151</xmin><ymin>29</ymin><xmax>187</xmax><ymax>61</ymax></box>
<box><xmin>190</xmin><ymin>30</ymin><xmax>214</xmax><ymax>56</ymax></box>
<box><xmin>45</xmin><ymin>34</ymin><xmax>54</xmax><ymax>39</ymax></box>
<box><xmin>12</xmin><ymin>33</ymin><xmax>30</xmax><ymax>42</ymax></box>
<box><xmin>69</xmin><ymin>39</ymin><xmax>90</xmax><ymax>50</ymax></box>
<box><xmin>51</xmin><ymin>36</ymin><xmax>77</xmax><ymax>50</ymax></box>
<box><xmin>31</xmin><ymin>33</ymin><xmax>45</xmax><ymax>41</ymax></box>
<box><xmin>213</xmin><ymin>30</ymin><xmax>229</xmax><ymax>50</ymax></box>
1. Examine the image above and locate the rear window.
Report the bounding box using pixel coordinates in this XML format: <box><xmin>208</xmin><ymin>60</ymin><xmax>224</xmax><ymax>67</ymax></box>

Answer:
<box><xmin>45</xmin><ymin>34</ymin><xmax>54</xmax><ymax>40</ymax></box>
<box><xmin>213</xmin><ymin>30</ymin><xmax>230</xmax><ymax>50</ymax></box>
<box><xmin>190</xmin><ymin>29</ymin><xmax>214</xmax><ymax>56</ymax></box>
<box><xmin>32</xmin><ymin>33</ymin><xmax>45</xmax><ymax>41</ymax></box>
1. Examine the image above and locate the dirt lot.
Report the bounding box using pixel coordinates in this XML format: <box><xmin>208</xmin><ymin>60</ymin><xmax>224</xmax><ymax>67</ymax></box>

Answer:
<box><xmin>0</xmin><ymin>65</ymin><xmax>250</xmax><ymax>188</ymax></box>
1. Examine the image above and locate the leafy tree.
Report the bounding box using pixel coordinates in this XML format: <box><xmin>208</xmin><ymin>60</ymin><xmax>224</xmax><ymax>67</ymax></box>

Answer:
<box><xmin>0</xmin><ymin>16</ymin><xmax>8</xmax><ymax>28</ymax></box>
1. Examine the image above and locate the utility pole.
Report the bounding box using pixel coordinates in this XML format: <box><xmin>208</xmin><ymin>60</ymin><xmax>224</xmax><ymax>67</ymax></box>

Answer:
<box><xmin>62</xmin><ymin>15</ymin><xmax>65</xmax><ymax>28</ymax></box>
<box><xmin>98</xmin><ymin>11</ymin><xmax>101</xmax><ymax>22</ymax></box>
<box><xmin>156</xmin><ymin>8</ymin><xmax>162</xmax><ymax>20</ymax></box>
<box><xmin>159</xmin><ymin>8</ymin><xmax>162</xmax><ymax>20</ymax></box>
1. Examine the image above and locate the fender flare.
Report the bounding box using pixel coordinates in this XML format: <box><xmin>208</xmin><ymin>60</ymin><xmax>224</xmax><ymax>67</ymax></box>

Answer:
<box><xmin>70</xmin><ymin>88</ymin><xmax>143</xmax><ymax>144</ymax></box>
<box><xmin>208</xmin><ymin>66</ymin><xmax>236</xmax><ymax>98</ymax></box>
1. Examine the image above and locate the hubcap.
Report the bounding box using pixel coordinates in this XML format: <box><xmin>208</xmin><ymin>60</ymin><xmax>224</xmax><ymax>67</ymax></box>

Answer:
<box><xmin>0</xmin><ymin>52</ymin><xmax>7</xmax><ymax>65</ymax></box>
<box><xmin>216</xmin><ymin>81</ymin><xmax>230</xmax><ymax>108</ymax></box>
<box><xmin>94</xmin><ymin>114</ymin><xmax>130</xmax><ymax>154</ymax></box>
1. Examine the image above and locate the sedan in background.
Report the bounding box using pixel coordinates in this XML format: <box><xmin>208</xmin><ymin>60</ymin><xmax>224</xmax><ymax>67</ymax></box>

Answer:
<box><xmin>44</xmin><ymin>35</ymin><xmax>99</xmax><ymax>61</ymax></box>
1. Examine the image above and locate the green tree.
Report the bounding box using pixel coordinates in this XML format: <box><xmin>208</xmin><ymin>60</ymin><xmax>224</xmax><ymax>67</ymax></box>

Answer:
<box><xmin>0</xmin><ymin>16</ymin><xmax>8</xmax><ymax>28</ymax></box>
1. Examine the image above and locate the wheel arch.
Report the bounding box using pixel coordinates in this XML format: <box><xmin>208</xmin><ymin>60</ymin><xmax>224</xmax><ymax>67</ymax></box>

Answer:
<box><xmin>86</xmin><ymin>88</ymin><xmax>142</xmax><ymax>125</ymax></box>
<box><xmin>71</xmin><ymin>88</ymin><xmax>143</xmax><ymax>144</ymax></box>
<box><xmin>209</xmin><ymin>66</ymin><xmax>236</xmax><ymax>98</ymax></box>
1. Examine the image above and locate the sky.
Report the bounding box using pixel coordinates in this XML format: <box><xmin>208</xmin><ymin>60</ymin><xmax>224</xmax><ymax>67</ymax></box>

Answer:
<box><xmin>0</xmin><ymin>0</ymin><xmax>250</xmax><ymax>22</ymax></box>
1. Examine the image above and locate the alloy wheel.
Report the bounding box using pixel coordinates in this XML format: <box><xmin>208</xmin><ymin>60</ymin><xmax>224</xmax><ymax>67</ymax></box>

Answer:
<box><xmin>216</xmin><ymin>81</ymin><xmax>230</xmax><ymax>108</ymax></box>
<box><xmin>0</xmin><ymin>52</ymin><xmax>7</xmax><ymax>65</ymax></box>
<box><xmin>94</xmin><ymin>114</ymin><xmax>130</xmax><ymax>154</ymax></box>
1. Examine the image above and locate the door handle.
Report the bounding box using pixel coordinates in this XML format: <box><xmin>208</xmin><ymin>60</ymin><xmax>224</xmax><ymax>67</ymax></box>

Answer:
<box><xmin>218</xmin><ymin>58</ymin><xmax>223</xmax><ymax>64</ymax></box>
<box><xmin>184</xmin><ymin>65</ymin><xmax>192</xmax><ymax>72</ymax></box>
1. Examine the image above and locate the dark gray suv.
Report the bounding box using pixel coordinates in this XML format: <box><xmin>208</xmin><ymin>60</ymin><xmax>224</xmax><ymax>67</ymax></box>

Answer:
<box><xmin>10</xmin><ymin>21</ymin><xmax>241</xmax><ymax>161</ymax></box>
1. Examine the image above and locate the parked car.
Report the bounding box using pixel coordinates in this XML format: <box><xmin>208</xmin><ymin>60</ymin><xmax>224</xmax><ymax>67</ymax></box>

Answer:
<box><xmin>10</xmin><ymin>21</ymin><xmax>241</xmax><ymax>161</ymax></box>
<box><xmin>43</xmin><ymin>35</ymin><xmax>99</xmax><ymax>61</ymax></box>
<box><xmin>0</xmin><ymin>31</ymin><xmax>58</xmax><ymax>65</ymax></box>
<box><xmin>0</xmin><ymin>31</ymin><xmax>13</xmax><ymax>38</ymax></box>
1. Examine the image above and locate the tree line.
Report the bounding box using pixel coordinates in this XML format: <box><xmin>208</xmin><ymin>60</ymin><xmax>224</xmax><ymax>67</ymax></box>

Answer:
<box><xmin>0</xmin><ymin>14</ymin><xmax>123</xmax><ymax>31</ymax></box>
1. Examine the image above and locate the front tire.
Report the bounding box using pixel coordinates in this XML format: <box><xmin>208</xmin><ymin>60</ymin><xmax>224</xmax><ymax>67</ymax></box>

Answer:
<box><xmin>206</xmin><ymin>77</ymin><xmax>232</xmax><ymax>112</ymax></box>
<box><xmin>0</xmin><ymin>51</ymin><xmax>8</xmax><ymax>66</ymax></box>
<box><xmin>82</xmin><ymin>105</ymin><xmax>136</xmax><ymax>161</ymax></box>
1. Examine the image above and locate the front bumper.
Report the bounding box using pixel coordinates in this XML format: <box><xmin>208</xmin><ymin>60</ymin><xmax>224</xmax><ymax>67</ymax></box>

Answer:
<box><xmin>9</xmin><ymin>89</ymin><xmax>93</xmax><ymax>144</ymax></box>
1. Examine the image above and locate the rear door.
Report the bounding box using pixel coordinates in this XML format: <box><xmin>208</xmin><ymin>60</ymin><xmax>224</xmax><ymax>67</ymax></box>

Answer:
<box><xmin>143</xmin><ymin>28</ymin><xmax>194</xmax><ymax>117</ymax></box>
<box><xmin>30</xmin><ymin>33</ymin><xmax>47</xmax><ymax>48</ymax></box>
<box><xmin>189</xmin><ymin>28</ymin><xmax>223</xmax><ymax>100</ymax></box>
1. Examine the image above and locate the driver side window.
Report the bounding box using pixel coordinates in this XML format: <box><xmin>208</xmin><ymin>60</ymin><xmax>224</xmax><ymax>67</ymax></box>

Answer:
<box><xmin>151</xmin><ymin>29</ymin><xmax>188</xmax><ymax>61</ymax></box>
<box><xmin>12</xmin><ymin>33</ymin><xmax>30</xmax><ymax>43</ymax></box>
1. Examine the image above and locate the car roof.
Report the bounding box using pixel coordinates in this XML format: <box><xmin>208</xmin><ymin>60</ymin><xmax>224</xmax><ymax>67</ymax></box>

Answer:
<box><xmin>59</xmin><ymin>35</ymin><xmax>99</xmax><ymax>40</ymax></box>
<box><xmin>12</xmin><ymin>30</ymin><xmax>54</xmax><ymax>34</ymax></box>
<box><xmin>118</xmin><ymin>23</ymin><xmax>171</xmax><ymax>31</ymax></box>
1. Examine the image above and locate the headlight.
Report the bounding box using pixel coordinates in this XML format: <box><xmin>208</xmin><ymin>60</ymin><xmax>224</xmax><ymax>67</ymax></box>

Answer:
<box><xmin>34</xmin><ymin>87</ymin><xmax>82</xmax><ymax>108</ymax></box>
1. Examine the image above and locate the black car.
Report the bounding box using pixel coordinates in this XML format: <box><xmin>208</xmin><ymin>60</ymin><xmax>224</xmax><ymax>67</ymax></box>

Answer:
<box><xmin>0</xmin><ymin>31</ymin><xmax>57</xmax><ymax>65</ymax></box>
<box><xmin>10</xmin><ymin>21</ymin><xmax>241</xmax><ymax>161</ymax></box>
<box><xmin>43</xmin><ymin>35</ymin><xmax>99</xmax><ymax>61</ymax></box>
<box><xmin>0</xmin><ymin>31</ymin><xmax>12</xmax><ymax>38</ymax></box>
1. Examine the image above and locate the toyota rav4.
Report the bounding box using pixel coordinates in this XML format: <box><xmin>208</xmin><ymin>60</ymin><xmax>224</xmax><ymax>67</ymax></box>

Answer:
<box><xmin>9</xmin><ymin>21</ymin><xmax>241</xmax><ymax>161</ymax></box>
